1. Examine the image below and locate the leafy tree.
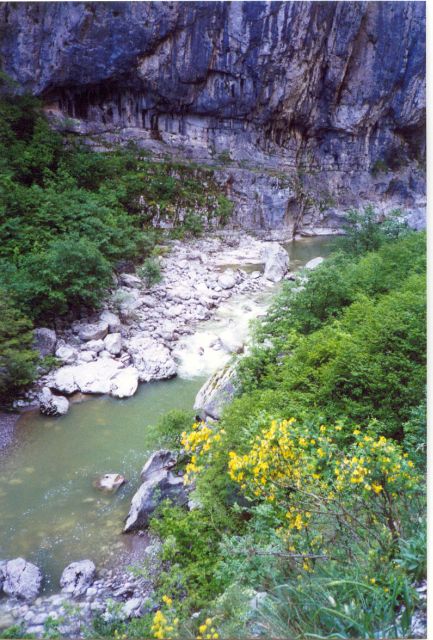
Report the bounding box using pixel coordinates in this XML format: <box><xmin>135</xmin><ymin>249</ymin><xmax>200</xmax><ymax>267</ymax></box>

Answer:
<box><xmin>9</xmin><ymin>237</ymin><xmax>112</xmax><ymax>321</ymax></box>
<box><xmin>0</xmin><ymin>292</ymin><xmax>37</xmax><ymax>404</ymax></box>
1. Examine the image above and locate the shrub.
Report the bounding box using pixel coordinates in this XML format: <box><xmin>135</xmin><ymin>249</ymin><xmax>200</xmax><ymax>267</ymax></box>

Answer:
<box><xmin>138</xmin><ymin>258</ymin><xmax>162</xmax><ymax>288</ymax></box>
<box><xmin>9</xmin><ymin>236</ymin><xmax>112</xmax><ymax>321</ymax></box>
<box><xmin>0</xmin><ymin>292</ymin><xmax>37</xmax><ymax>404</ymax></box>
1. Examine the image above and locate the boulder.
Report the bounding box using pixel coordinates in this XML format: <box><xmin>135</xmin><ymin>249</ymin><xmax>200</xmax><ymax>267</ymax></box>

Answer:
<box><xmin>78</xmin><ymin>322</ymin><xmax>109</xmax><ymax>342</ymax></box>
<box><xmin>262</xmin><ymin>243</ymin><xmax>289</xmax><ymax>282</ymax></box>
<box><xmin>77</xmin><ymin>350</ymin><xmax>96</xmax><ymax>363</ymax></box>
<box><xmin>194</xmin><ymin>364</ymin><xmax>238</xmax><ymax>420</ymax></box>
<box><xmin>121</xmin><ymin>597</ymin><xmax>143</xmax><ymax>619</ymax></box>
<box><xmin>217</xmin><ymin>271</ymin><xmax>236</xmax><ymax>290</ymax></box>
<box><xmin>119</xmin><ymin>273</ymin><xmax>142</xmax><ymax>288</ymax></box>
<box><xmin>110</xmin><ymin>367</ymin><xmax>139</xmax><ymax>398</ymax></box>
<box><xmin>55</xmin><ymin>344</ymin><xmax>77</xmax><ymax>365</ymax></box>
<box><xmin>100</xmin><ymin>310</ymin><xmax>121</xmax><ymax>333</ymax></box>
<box><xmin>85</xmin><ymin>339</ymin><xmax>105</xmax><ymax>354</ymax></box>
<box><xmin>220</xmin><ymin>330</ymin><xmax>245</xmax><ymax>354</ymax></box>
<box><xmin>140</xmin><ymin>449</ymin><xmax>177</xmax><ymax>482</ymax></box>
<box><xmin>104</xmin><ymin>333</ymin><xmax>122</xmax><ymax>355</ymax></box>
<box><xmin>123</xmin><ymin>450</ymin><xmax>186</xmax><ymax>532</ymax></box>
<box><xmin>50</xmin><ymin>359</ymin><xmax>123</xmax><ymax>395</ymax></box>
<box><xmin>33</xmin><ymin>328</ymin><xmax>57</xmax><ymax>357</ymax></box>
<box><xmin>50</xmin><ymin>367</ymin><xmax>79</xmax><ymax>395</ymax></box>
<box><xmin>60</xmin><ymin>560</ymin><xmax>96</xmax><ymax>597</ymax></box>
<box><xmin>3</xmin><ymin>558</ymin><xmax>42</xmax><ymax>601</ymax></box>
<box><xmin>127</xmin><ymin>336</ymin><xmax>177</xmax><ymax>382</ymax></box>
<box><xmin>38</xmin><ymin>387</ymin><xmax>69</xmax><ymax>417</ymax></box>
<box><xmin>93</xmin><ymin>473</ymin><xmax>126</xmax><ymax>493</ymax></box>
<box><xmin>305</xmin><ymin>256</ymin><xmax>324</xmax><ymax>270</ymax></box>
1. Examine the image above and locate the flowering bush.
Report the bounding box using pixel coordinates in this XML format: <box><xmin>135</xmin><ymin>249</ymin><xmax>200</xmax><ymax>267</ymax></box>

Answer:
<box><xmin>226</xmin><ymin>418</ymin><xmax>420</xmax><ymax>560</ymax></box>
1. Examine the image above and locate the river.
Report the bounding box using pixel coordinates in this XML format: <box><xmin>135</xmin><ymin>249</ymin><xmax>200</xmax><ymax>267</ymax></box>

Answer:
<box><xmin>0</xmin><ymin>235</ymin><xmax>338</xmax><ymax>594</ymax></box>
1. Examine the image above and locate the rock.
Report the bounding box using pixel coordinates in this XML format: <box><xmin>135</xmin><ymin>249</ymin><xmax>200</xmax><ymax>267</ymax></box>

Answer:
<box><xmin>139</xmin><ymin>295</ymin><xmax>157</xmax><ymax>308</ymax></box>
<box><xmin>140</xmin><ymin>449</ymin><xmax>177</xmax><ymax>482</ymax></box>
<box><xmin>123</xmin><ymin>450</ymin><xmax>187</xmax><ymax>532</ymax></box>
<box><xmin>262</xmin><ymin>243</ymin><xmax>289</xmax><ymax>282</ymax></box>
<box><xmin>50</xmin><ymin>358</ymin><xmax>123</xmax><ymax>395</ymax></box>
<box><xmin>119</xmin><ymin>273</ymin><xmax>141</xmax><ymax>288</ymax></box>
<box><xmin>93</xmin><ymin>473</ymin><xmax>126</xmax><ymax>493</ymax></box>
<box><xmin>49</xmin><ymin>366</ymin><xmax>79</xmax><ymax>395</ymax></box>
<box><xmin>78</xmin><ymin>322</ymin><xmax>109</xmax><ymax>342</ymax></box>
<box><xmin>121</xmin><ymin>597</ymin><xmax>143</xmax><ymax>619</ymax></box>
<box><xmin>60</xmin><ymin>560</ymin><xmax>96</xmax><ymax>597</ymax></box>
<box><xmin>78</xmin><ymin>350</ymin><xmax>96</xmax><ymax>363</ymax></box>
<box><xmin>3</xmin><ymin>558</ymin><xmax>42</xmax><ymax>601</ymax></box>
<box><xmin>250</xmin><ymin>270</ymin><xmax>261</xmax><ymax>279</ymax></box>
<box><xmin>100</xmin><ymin>310</ymin><xmax>121</xmax><ymax>333</ymax></box>
<box><xmin>127</xmin><ymin>336</ymin><xmax>177</xmax><ymax>382</ymax></box>
<box><xmin>104</xmin><ymin>333</ymin><xmax>122</xmax><ymax>355</ymax></box>
<box><xmin>55</xmin><ymin>344</ymin><xmax>77</xmax><ymax>365</ymax></box>
<box><xmin>194</xmin><ymin>364</ymin><xmax>238</xmax><ymax>420</ymax></box>
<box><xmin>109</xmin><ymin>367</ymin><xmax>139</xmax><ymax>398</ymax></box>
<box><xmin>220</xmin><ymin>330</ymin><xmax>244</xmax><ymax>354</ymax></box>
<box><xmin>217</xmin><ymin>271</ymin><xmax>236</xmax><ymax>290</ymax></box>
<box><xmin>38</xmin><ymin>387</ymin><xmax>69</xmax><ymax>417</ymax></box>
<box><xmin>305</xmin><ymin>256</ymin><xmax>324</xmax><ymax>270</ymax></box>
<box><xmin>85</xmin><ymin>339</ymin><xmax>105</xmax><ymax>353</ymax></box>
<box><xmin>33</xmin><ymin>328</ymin><xmax>57</xmax><ymax>357</ymax></box>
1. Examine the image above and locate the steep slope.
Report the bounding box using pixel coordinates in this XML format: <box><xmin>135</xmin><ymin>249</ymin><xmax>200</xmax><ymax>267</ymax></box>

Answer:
<box><xmin>0</xmin><ymin>1</ymin><xmax>426</xmax><ymax>234</ymax></box>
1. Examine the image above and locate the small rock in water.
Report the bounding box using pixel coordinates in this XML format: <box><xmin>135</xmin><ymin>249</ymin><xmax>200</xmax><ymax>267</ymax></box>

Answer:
<box><xmin>93</xmin><ymin>473</ymin><xmax>126</xmax><ymax>493</ymax></box>
<box><xmin>3</xmin><ymin>558</ymin><xmax>43</xmax><ymax>601</ymax></box>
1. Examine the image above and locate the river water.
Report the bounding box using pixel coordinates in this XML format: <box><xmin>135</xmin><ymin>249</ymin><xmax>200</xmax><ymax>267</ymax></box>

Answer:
<box><xmin>0</xmin><ymin>236</ymin><xmax>337</xmax><ymax>593</ymax></box>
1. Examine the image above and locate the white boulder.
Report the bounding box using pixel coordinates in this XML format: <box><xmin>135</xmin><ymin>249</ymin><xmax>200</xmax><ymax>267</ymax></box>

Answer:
<box><xmin>93</xmin><ymin>473</ymin><xmax>126</xmax><ymax>493</ymax></box>
<box><xmin>38</xmin><ymin>387</ymin><xmax>69</xmax><ymax>417</ymax></box>
<box><xmin>78</xmin><ymin>322</ymin><xmax>109</xmax><ymax>342</ymax></box>
<box><xmin>127</xmin><ymin>336</ymin><xmax>177</xmax><ymax>382</ymax></box>
<box><xmin>104</xmin><ymin>333</ymin><xmax>122</xmax><ymax>355</ymax></box>
<box><xmin>55</xmin><ymin>344</ymin><xmax>77</xmax><ymax>365</ymax></box>
<box><xmin>217</xmin><ymin>271</ymin><xmax>236</xmax><ymax>290</ymax></box>
<box><xmin>100</xmin><ymin>310</ymin><xmax>121</xmax><ymax>333</ymax></box>
<box><xmin>110</xmin><ymin>367</ymin><xmax>139</xmax><ymax>398</ymax></box>
<box><xmin>305</xmin><ymin>256</ymin><xmax>324</xmax><ymax>270</ymax></box>
<box><xmin>262</xmin><ymin>243</ymin><xmax>289</xmax><ymax>282</ymax></box>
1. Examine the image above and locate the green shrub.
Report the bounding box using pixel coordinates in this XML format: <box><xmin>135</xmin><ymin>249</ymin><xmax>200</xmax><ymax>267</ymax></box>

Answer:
<box><xmin>0</xmin><ymin>292</ymin><xmax>37</xmax><ymax>404</ymax></box>
<box><xmin>8</xmin><ymin>236</ymin><xmax>112</xmax><ymax>321</ymax></box>
<box><xmin>137</xmin><ymin>258</ymin><xmax>162</xmax><ymax>288</ymax></box>
<box><xmin>183</xmin><ymin>211</ymin><xmax>204</xmax><ymax>237</ymax></box>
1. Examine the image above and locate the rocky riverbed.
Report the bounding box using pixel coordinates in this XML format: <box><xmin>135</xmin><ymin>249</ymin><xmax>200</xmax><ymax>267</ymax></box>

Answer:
<box><xmin>17</xmin><ymin>233</ymin><xmax>293</xmax><ymax>416</ymax></box>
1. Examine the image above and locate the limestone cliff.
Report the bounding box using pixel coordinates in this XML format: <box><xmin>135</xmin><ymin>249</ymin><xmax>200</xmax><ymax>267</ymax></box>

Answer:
<box><xmin>0</xmin><ymin>1</ymin><xmax>426</xmax><ymax>235</ymax></box>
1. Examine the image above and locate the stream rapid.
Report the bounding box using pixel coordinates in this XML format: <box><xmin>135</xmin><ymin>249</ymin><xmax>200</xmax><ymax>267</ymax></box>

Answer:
<box><xmin>0</xmin><ymin>236</ymin><xmax>337</xmax><ymax>593</ymax></box>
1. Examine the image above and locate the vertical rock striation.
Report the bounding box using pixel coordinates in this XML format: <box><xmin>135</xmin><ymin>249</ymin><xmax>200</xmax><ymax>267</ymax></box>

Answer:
<box><xmin>0</xmin><ymin>1</ymin><xmax>425</xmax><ymax>234</ymax></box>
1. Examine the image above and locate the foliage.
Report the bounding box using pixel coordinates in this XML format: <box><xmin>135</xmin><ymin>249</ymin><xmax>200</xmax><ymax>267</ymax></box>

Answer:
<box><xmin>137</xmin><ymin>258</ymin><xmax>162</xmax><ymax>289</ymax></box>
<box><xmin>154</xmin><ymin>409</ymin><xmax>195</xmax><ymax>449</ymax></box>
<box><xmin>0</xmin><ymin>291</ymin><xmax>38</xmax><ymax>404</ymax></box>
<box><xmin>138</xmin><ymin>231</ymin><xmax>426</xmax><ymax>638</ymax></box>
<box><xmin>150</xmin><ymin>503</ymin><xmax>227</xmax><ymax>613</ymax></box>
<box><xmin>182</xmin><ymin>211</ymin><xmax>204</xmax><ymax>237</ymax></box>
<box><xmin>338</xmin><ymin>205</ymin><xmax>410</xmax><ymax>255</ymax></box>
<box><xmin>6</xmin><ymin>236</ymin><xmax>112</xmax><ymax>322</ymax></box>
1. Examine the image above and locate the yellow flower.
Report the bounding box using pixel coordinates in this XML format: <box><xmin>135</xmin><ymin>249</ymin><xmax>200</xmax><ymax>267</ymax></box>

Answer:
<box><xmin>370</xmin><ymin>577</ymin><xmax>376</xmax><ymax>584</ymax></box>
<box><xmin>372</xmin><ymin>483</ymin><xmax>383</xmax><ymax>494</ymax></box>
<box><xmin>353</xmin><ymin>429</ymin><xmax>361</xmax><ymax>436</ymax></box>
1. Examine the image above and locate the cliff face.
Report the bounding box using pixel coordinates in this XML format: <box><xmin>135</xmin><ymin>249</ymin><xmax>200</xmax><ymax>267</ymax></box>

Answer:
<box><xmin>0</xmin><ymin>1</ymin><xmax>426</xmax><ymax>235</ymax></box>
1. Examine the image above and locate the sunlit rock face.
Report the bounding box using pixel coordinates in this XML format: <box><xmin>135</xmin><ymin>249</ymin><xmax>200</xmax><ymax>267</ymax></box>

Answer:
<box><xmin>0</xmin><ymin>1</ymin><xmax>425</xmax><ymax>235</ymax></box>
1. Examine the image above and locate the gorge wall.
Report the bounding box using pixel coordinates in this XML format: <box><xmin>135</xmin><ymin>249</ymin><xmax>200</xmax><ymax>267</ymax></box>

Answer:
<box><xmin>0</xmin><ymin>1</ymin><xmax>426</xmax><ymax>236</ymax></box>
